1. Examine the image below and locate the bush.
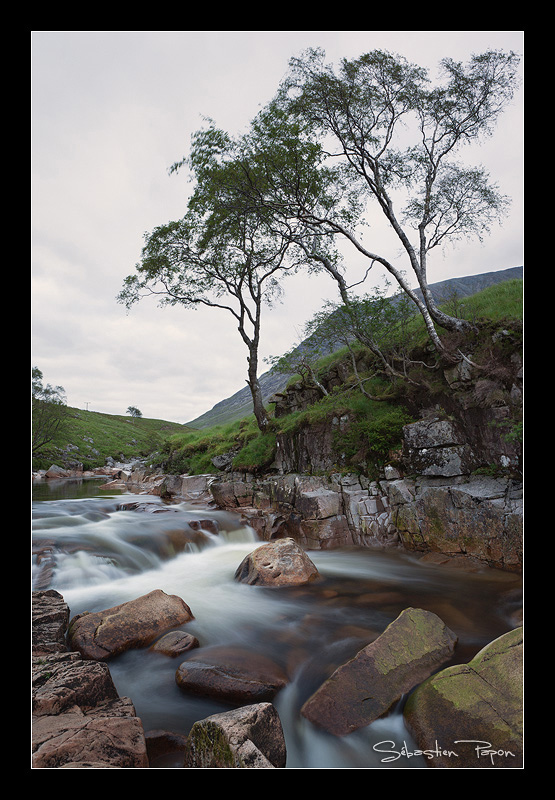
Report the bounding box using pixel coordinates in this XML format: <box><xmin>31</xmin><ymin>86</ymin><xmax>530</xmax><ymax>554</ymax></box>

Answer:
<box><xmin>233</xmin><ymin>432</ymin><xmax>277</xmax><ymax>472</ymax></box>
<box><xmin>333</xmin><ymin>405</ymin><xmax>413</xmax><ymax>473</ymax></box>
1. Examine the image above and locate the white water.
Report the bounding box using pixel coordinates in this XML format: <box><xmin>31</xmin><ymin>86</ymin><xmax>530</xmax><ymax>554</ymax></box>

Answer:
<box><xmin>32</xmin><ymin>478</ymin><xmax>522</xmax><ymax>769</ymax></box>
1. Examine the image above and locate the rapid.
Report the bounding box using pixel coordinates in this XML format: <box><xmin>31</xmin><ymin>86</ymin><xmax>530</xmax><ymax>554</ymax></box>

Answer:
<box><xmin>32</xmin><ymin>477</ymin><xmax>522</xmax><ymax>769</ymax></box>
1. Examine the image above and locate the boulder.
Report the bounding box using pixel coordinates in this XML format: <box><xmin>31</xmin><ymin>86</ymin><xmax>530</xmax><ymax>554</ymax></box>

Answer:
<box><xmin>45</xmin><ymin>464</ymin><xmax>70</xmax><ymax>478</ymax></box>
<box><xmin>33</xmin><ymin>651</ymin><xmax>120</xmax><ymax>716</ymax></box>
<box><xmin>183</xmin><ymin>703</ymin><xmax>287</xmax><ymax>768</ymax></box>
<box><xmin>301</xmin><ymin>607</ymin><xmax>458</xmax><ymax>736</ymax></box>
<box><xmin>150</xmin><ymin>630</ymin><xmax>199</xmax><ymax>657</ymax></box>
<box><xmin>403</xmin><ymin>626</ymin><xmax>523</xmax><ymax>768</ymax></box>
<box><xmin>32</xmin><ymin>697</ymin><xmax>149</xmax><ymax>768</ymax></box>
<box><xmin>32</xmin><ymin>589</ymin><xmax>70</xmax><ymax>655</ymax></box>
<box><xmin>67</xmin><ymin>589</ymin><xmax>194</xmax><ymax>661</ymax></box>
<box><xmin>175</xmin><ymin>645</ymin><xmax>288</xmax><ymax>704</ymax></box>
<box><xmin>234</xmin><ymin>537</ymin><xmax>320</xmax><ymax>587</ymax></box>
<box><xmin>32</xmin><ymin>591</ymin><xmax>150</xmax><ymax>769</ymax></box>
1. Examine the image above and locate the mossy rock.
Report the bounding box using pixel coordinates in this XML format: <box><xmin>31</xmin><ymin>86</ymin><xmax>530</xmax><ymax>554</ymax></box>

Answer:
<box><xmin>403</xmin><ymin>626</ymin><xmax>523</xmax><ymax>768</ymax></box>
<box><xmin>300</xmin><ymin>607</ymin><xmax>458</xmax><ymax>736</ymax></box>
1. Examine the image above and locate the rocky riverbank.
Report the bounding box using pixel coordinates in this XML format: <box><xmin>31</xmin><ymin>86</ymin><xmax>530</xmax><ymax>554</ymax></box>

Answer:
<box><xmin>115</xmin><ymin>456</ymin><xmax>522</xmax><ymax>574</ymax></box>
<box><xmin>32</xmin><ymin>534</ymin><xmax>523</xmax><ymax>768</ymax></box>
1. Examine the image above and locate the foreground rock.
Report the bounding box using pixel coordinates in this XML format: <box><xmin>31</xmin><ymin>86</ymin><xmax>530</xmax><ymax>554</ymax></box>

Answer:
<box><xmin>301</xmin><ymin>607</ymin><xmax>458</xmax><ymax>736</ymax></box>
<box><xmin>32</xmin><ymin>591</ymin><xmax>149</xmax><ymax>769</ymax></box>
<box><xmin>183</xmin><ymin>703</ymin><xmax>286</xmax><ymax>768</ymax></box>
<box><xmin>176</xmin><ymin>645</ymin><xmax>288</xmax><ymax>704</ymax></box>
<box><xmin>234</xmin><ymin>537</ymin><xmax>320</xmax><ymax>587</ymax></box>
<box><xmin>32</xmin><ymin>660</ymin><xmax>149</xmax><ymax>769</ymax></box>
<box><xmin>67</xmin><ymin>589</ymin><xmax>194</xmax><ymax>660</ymax></box>
<box><xmin>32</xmin><ymin>588</ymin><xmax>70</xmax><ymax>655</ymax></box>
<box><xmin>403</xmin><ymin>626</ymin><xmax>523</xmax><ymax>768</ymax></box>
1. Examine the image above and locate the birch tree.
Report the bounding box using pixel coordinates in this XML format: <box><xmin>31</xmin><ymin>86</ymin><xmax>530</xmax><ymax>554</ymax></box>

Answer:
<box><xmin>250</xmin><ymin>47</ymin><xmax>521</xmax><ymax>357</ymax></box>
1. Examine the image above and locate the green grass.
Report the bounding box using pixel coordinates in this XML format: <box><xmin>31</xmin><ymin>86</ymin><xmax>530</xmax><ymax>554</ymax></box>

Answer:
<box><xmin>288</xmin><ymin>279</ymin><xmax>523</xmax><ymax>385</ymax></box>
<box><xmin>158</xmin><ymin>416</ymin><xmax>265</xmax><ymax>475</ymax></box>
<box><xmin>448</xmin><ymin>279</ymin><xmax>523</xmax><ymax>322</ymax></box>
<box><xmin>157</xmin><ymin>385</ymin><xmax>412</xmax><ymax>477</ymax></box>
<box><xmin>33</xmin><ymin>408</ymin><xmax>188</xmax><ymax>471</ymax></box>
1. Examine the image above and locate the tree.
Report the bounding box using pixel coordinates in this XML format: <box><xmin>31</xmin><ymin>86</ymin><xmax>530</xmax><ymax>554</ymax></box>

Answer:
<box><xmin>32</xmin><ymin>367</ymin><xmax>69</xmax><ymax>457</ymax></box>
<box><xmin>248</xmin><ymin>47</ymin><xmax>521</xmax><ymax>358</ymax></box>
<box><xmin>269</xmin><ymin>282</ymin><xmax>428</xmax><ymax>401</ymax></box>
<box><xmin>118</xmin><ymin>125</ymin><xmax>306</xmax><ymax>432</ymax></box>
<box><xmin>126</xmin><ymin>406</ymin><xmax>143</xmax><ymax>422</ymax></box>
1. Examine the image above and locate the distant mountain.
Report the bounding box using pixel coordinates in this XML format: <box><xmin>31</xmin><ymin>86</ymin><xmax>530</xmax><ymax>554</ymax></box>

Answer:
<box><xmin>186</xmin><ymin>266</ymin><xmax>523</xmax><ymax>429</ymax></box>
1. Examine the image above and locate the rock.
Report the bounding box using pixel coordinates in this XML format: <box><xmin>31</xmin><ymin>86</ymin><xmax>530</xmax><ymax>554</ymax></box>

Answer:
<box><xmin>32</xmin><ymin>589</ymin><xmax>70</xmax><ymax>655</ymax></box>
<box><xmin>32</xmin><ymin>698</ymin><xmax>149</xmax><ymax>768</ymax></box>
<box><xmin>274</xmin><ymin>418</ymin><xmax>351</xmax><ymax>474</ymax></box>
<box><xmin>403</xmin><ymin>626</ymin><xmax>523</xmax><ymax>768</ymax></box>
<box><xmin>183</xmin><ymin>703</ymin><xmax>287</xmax><ymax>768</ymax></box>
<box><xmin>32</xmin><ymin>592</ymin><xmax>150</xmax><ymax>769</ymax></box>
<box><xmin>175</xmin><ymin>645</ymin><xmax>288</xmax><ymax>704</ymax></box>
<box><xmin>178</xmin><ymin>474</ymin><xmax>216</xmax><ymax>502</ymax></box>
<box><xmin>234</xmin><ymin>537</ymin><xmax>320</xmax><ymax>587</ymax></box>
<box><xmin>211</xmin><ymin>479</ymin><xmax>254</xmax><ymax>508</ymax></box>
<box><xmin>150</xmin><ymin>630</ymin><xmax>200</xmax><ymax>657</ymax></box>
<box><xmin>67</xmin><ymin>589</ymin><xmax>194</xmax><ymax>661</ymax></box>
<box><xmin>45</xmin><ymin>464</ymin><xmax>70</xmax><ymax>478</ymax></box>
<box><xmin>295</xmin><ymin>488</ymin><xmax>342</xmax><ymax>520</ymax></box>
<box><xmin>387</xmin><ymin>476</ymin><xmax>523</xmax><ymax>571</ymax></box>
<box><xmin>145</xmin><ymin>729</ymin><xmax>189</xmax><ymax>764</ymax></box>
<box><xmin>402</xmin><ymin>419</ymin><xmax>477</xmax><ymax>477</ymax></box>
<box><xmin>299</xmin><ymin>515</ymin><xmax>353</xmax><ymax>549</ymax></box>
<box><xmin>300</xmin><ymin>607</ymin><xmax>458</xmax><ymax>736</ymax></box>
<box><xmin>33</xmin><ymin>652</ymin><xmax>120</xmax><ymax>716</ymax></box>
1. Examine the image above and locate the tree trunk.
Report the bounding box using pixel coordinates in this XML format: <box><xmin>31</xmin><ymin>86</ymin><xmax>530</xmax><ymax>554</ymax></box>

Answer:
<box><xmin>247</xmin><ymin>348</ymin><xmax>270</xmax><ymax>432</ymax></box>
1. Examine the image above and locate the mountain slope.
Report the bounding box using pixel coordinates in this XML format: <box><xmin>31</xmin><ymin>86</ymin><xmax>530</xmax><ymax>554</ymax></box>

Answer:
<box><xmin>186</xmin><ymin>266</ymin><xmax>523</xmax><ymax>429</ymax></box>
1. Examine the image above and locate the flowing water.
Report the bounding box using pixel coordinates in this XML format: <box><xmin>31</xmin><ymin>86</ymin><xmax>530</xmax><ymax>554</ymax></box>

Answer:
<box><xmin>32</xmin><ymin>478</ymin><xmax>522</xmax><ymax>769</ymax></box>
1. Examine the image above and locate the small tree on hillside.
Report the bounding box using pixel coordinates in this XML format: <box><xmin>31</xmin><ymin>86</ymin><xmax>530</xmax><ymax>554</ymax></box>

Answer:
<box><xmin>126</xmin><ymin>406</ymin><xmax>143</xmax><ymax>422</ymax></box>
<box><xmin>32</xmin><ymin>367</ymin><xmax>69</xmax><ymax>457</ymax></box>
<box><xmin>269</xmin><ymin>282</ymin><xmax>427</xmax><ymax>401</ymax></box>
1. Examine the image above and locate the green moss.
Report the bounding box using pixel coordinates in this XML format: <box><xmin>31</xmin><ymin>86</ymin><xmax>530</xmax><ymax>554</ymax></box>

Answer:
<box><xmin>186</xmin><ymin>721</ymin><xmax>245</xmax><ymax>768</ymax></box>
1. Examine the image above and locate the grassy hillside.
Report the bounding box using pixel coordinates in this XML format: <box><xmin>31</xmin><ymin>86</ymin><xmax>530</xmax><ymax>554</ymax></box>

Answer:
<box><xmin>156</xmin><ymin>278</ymin><xmax>523</xmax><ymax>479</ymax></box>
<box><xmin>32</xmin><ymin>408</ymin><xmax>188</xmax><ymax>471</ymax></box>
<box><xmin>34</xmin><ymin>278</ymin><xmax>522</xmax><ymax>477</ymax></box>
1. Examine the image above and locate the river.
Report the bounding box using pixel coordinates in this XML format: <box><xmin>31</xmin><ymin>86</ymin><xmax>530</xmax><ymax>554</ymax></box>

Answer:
<box><xmin>32</xmin><ymin>477</ymin><xmax>522</xmax><ymax>769</ymax></box>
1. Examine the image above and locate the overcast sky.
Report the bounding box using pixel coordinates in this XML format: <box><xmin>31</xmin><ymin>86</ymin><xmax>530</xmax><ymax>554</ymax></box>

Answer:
<box><xmin>31</xmin><ymin>31</ymin><xmax>524</xmax><ymax>424</ymax></box>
